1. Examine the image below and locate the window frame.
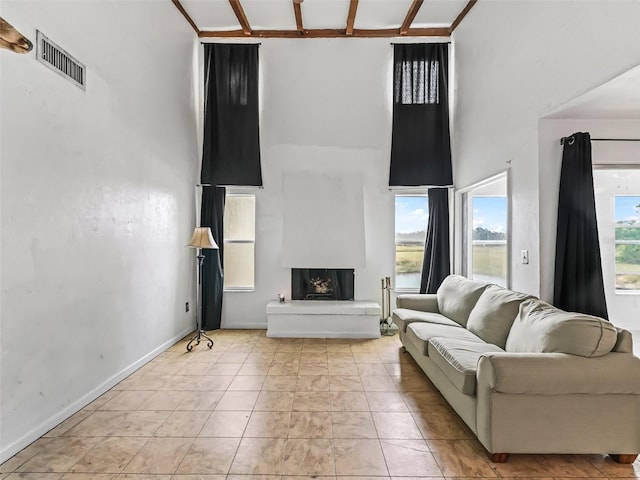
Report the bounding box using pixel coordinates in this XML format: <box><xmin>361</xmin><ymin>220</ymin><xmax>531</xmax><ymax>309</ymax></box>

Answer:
<box><xmin>223</xmin><ymin>190</ymin><xmax>256</xmax><ymax>293</ymax></box>
<box><xmin>394</xmin><ymin>190</ymin><xmax>429</xmax><ymax>294</ymax></box>
<box><xmin>613</xmin><ymin>194</ymin><xmax>640</xmax><ymax>293</ymax></box>
<box><xmin>454</xmin><ymin>171</ymin><xmax>510</xmax><ymax>289</ymax></box>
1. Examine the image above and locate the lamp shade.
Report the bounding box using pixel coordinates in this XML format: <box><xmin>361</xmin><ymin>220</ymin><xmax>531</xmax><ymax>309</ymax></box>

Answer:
<box><xmin>187</xmin><ymin>227</ymin><xmax>219</xmax><ymax>249</ymax></box>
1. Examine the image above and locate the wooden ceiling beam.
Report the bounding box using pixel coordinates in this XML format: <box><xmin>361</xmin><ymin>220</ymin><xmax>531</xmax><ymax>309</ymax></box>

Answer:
<box><xmin>199</xmin><ymin>27</ymin><xmax>450</xmax><ymax>39</ymax></box>
<box><xmin>346</xmin><ymin>0</ymin><xmax>359</xmax><ymax>36</ymax></box>
<box><xmin>293</xmin><ymin>0</ymin><xmax>304</xmax><ymax>33</ymax></box>
<box><xmin>171</xmin><ymin>0</ymin><xmax>200</xmax><ymax>35</ymax></box>
<box><xmin>228</xmin><ymin>0</ymin><xmax>252</xmax><ymax>36</ymax></box>
<box><xmin>399</xmin><ymin>0</ymin><xmax>424</xmax><ymax>35</ymax></box>
<box><xmin>450</xmin><ymin>0</ymin><xmax>477</xmax><ymax>32</ymax></box>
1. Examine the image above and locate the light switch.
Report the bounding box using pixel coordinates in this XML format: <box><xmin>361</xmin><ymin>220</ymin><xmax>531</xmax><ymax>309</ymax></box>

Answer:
<box><xmin>521</xmin><ymin>250</ymin><xmax>529</xmax><ymax>265</ymax></box>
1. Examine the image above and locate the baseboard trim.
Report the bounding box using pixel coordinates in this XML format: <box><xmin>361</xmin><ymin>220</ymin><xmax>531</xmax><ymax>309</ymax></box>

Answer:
<box><xmin>0</xmin><ymin>326</ymin><xmax>192</xmax><ymax>464</ymax></box>
<box><xmin>266</xmin><ymin>329</ymin><xmax>380</xmax><ymax>339</ymax></box>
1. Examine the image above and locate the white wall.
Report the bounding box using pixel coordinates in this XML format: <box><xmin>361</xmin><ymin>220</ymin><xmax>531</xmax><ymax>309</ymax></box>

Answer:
<box><xmin>539</xmin><ymin>119</ymin><xmax>640</xmax><ymax>330</ymax></box>
<box><xmin>453</xmin><ymin>0</ymin><xmax>640</xmax><ymax>296</ymax></box>
<box><xmin>0</xmin><ymin>1</ymin><xmax>198</xmax><ymax>461</ymax></box>
<box><xmin>219</xmin><ymin>38</ymin><xmax>443</xmax><ymax>328</ymax></box>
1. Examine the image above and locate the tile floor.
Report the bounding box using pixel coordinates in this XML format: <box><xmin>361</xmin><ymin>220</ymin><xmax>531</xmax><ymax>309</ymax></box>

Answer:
<box><xmin>1</xmin><ymin>329</ymin><xmax>639</xmax><ymax>480</ymax></box>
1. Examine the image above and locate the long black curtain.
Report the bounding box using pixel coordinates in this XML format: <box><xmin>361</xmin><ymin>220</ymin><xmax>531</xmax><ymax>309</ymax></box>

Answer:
<box><xmin>201</xmin><ymin>44</ymin><xmax>262</xmax><ymax>186</ymax></box>
<box><xmin>389</xmin><ymin>43</ymin><xmax>452</xmax><ymax>187</ymax></box>
<box><xmin>200</xmin><ymin>186</ymin><xmax>225</xmax><ymax>330</ymax></box>
<box><xmin>420</xmin><ymin>187</ymin><xmax>450</xmax><ymax>293</ymax></box>
<box><xmin>553</xmin><ymin>132</ymin><xmax>608</xmax><ymax>319</ymax></box>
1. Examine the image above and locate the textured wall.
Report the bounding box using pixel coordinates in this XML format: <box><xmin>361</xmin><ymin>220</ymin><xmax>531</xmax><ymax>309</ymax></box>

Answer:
<box><xmin>0</xmin><ymin>1</ymin><xmax>199</xmax><ymax>460</ymax></box>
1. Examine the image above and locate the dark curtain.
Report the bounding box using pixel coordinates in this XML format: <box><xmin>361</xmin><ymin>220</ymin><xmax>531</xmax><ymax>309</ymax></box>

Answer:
<box><xmin>389</xmin><ymin>43</ymin><xmax>452</xmax><ymax>187</ymax></box>
<box><xmin>201</xmin><ymin>44</ymin><xmax>262</xmax><ymax>186</ymax></box>
<box><xmin>420</xmin><ymin>187</ymin><xmax>450</xmax><ymax>294</ymax></box>
<box><xmin>200</xmin><ymin>186</ymin><xmax>225</xmax><ymax>330</ymax></box>
<box><xmin>553</xmin><ymin>132</ymin><xmax>608</xmax><ymax>319</ymax></box>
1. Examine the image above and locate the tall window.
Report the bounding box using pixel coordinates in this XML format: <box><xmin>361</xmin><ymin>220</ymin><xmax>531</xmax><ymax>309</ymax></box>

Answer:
<box><xmin>223</xmin><ymin>193</ymin><xmax>255</xmax><ymax>291</ymax></box>
<box><xmin>395</xmin><ymin>194</ymin><xmax>428</xmax><ymax>291</ymax></box>
<box><xmin>458</xmin><ymin>173</ymin><xmax>509</xmax><ymax>288</ymax></box>
<box><xmin>614</xmin><ymin>196</ymin><xmax>640</xmax><ymax>291</ymax></box>
<box><xmin>469</xmin><ymin>197</ymin><xmax>508</xmax><ymax>287</ymax></box>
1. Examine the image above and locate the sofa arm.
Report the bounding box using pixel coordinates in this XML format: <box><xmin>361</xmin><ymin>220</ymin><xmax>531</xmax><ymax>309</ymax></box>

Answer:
<box><xmin>477</xmin><ymin>352</ymin><xmax>640</xmax><ymax>395</ymax></box>
<box><xmin>396</xmin><ymin>294</ymin><xmax>439</xmax><ymax>313</ymax></box>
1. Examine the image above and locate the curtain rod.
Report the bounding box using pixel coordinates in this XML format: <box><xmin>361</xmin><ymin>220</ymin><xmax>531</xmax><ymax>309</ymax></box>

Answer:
<box><xmin>200</xmin><ymin>42</ymin><xmax>261</xmax><ymax>45</ymax></box>
<box><xmin>390</xmin><ymin>41</ymin><xmax>451</xmax><ymax>45</ymax></box>
<box><xmin>560</xmin><ymin>136</ymin><xmax>640</xmax><ymax>145</ymax></box>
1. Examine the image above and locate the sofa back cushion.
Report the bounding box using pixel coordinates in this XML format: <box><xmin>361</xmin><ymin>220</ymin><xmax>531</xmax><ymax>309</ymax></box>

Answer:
<box><xmin>466</xmin><ymin>285</ymin><xmax>534</xmax><ymax>348</ymax></box>
<box><xmin>437</xmin><ymin>275</ymin><xmax>489</xmax><ymax>327</ymax></box>
<box><xmin>505</xmin><ymin>299</ymin><xmax>618</xmax><ymax>357</ymax></box>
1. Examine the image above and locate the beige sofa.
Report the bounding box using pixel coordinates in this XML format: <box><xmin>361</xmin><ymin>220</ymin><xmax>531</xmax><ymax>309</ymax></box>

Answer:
<box><xmin>392</xmin><ymin>274</ymin><xmax>640</xmax><ymax>463</ymax></box>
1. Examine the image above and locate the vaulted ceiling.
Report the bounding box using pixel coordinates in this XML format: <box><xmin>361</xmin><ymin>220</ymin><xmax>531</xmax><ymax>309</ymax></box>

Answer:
<box><xmin>172</xmin><ymin>0</ymin><xmax>476</xmax><ymax>38</ymax></box>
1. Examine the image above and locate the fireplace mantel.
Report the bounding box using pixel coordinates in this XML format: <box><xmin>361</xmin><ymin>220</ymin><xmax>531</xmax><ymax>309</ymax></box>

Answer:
<box><xmin>266</xmin><ymin>300</ymin><xmax>381</xmax><ymax>338</ymax></box>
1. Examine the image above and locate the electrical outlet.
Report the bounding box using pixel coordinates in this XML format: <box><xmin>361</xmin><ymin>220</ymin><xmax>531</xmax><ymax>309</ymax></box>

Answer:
<box><xmin>521</xmin><ymin>250</ymin><xmax>529</xmax><ymax>265</ymax></box>
<box><xmin>185</xmin><ymin>302</ymin><xmax>190</xmax><ymax>312</ymax></box>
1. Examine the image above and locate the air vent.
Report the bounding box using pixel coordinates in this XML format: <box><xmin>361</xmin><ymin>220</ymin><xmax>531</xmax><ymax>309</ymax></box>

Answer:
<box><xmin>36</xmin><ymin>31</ymin><xmax>85</xmax><ymax>90</ymax></box>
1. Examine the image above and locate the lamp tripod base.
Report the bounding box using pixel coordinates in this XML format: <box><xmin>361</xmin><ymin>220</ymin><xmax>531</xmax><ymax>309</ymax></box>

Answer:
<box><xmin>186</xmin><ymin>329</ymin><xmax>214</xmax><ymax>351</ymax></box>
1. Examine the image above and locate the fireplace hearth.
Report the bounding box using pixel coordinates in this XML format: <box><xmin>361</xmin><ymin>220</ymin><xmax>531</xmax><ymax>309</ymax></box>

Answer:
<box><xmin>291</xmin><ymin>268</ymin><xmax>354</xmax><ymax>301</ymax></box>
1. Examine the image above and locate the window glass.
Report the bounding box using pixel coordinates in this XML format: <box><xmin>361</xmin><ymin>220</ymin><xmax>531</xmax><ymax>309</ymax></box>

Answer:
<box><xmin>395</xmin><ymin>194</ymin><xmax>428</xmax><ymax>291</ymax></box>
<box><xmin>614</xmin><ymin>196</ymin><xmax>640</xmax><ymax>290</ymax></box>
<box><xmin>470</xmin><ymin>196</ymin><xmax>508</xmax><ymax>287</ymax></box>
<box><xmin>224</xmin><ymin>193</ymin><xmax>255</xmax><ymax>290</ymax></box>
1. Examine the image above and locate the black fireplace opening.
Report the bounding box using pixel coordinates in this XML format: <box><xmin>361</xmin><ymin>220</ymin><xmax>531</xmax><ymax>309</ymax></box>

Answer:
<box><xmin>291</xmin><ymin>268</ymin><xmax>355</xmax><ymax>301</ymax></box>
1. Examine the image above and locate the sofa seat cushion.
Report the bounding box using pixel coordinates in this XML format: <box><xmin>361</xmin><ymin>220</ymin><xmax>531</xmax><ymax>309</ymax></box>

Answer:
<box><xmin>405</xmin><ymin>322</ymin><xmax>484</xmax><ymax>356</ymax></box>
<box><xmin>506</xmin><ymin>299</ymin><xmax>618</xmax><ymax>357</ymax></box>
<box><xmin>466</xmin><ymin>285</ymin><xmax>535</xmax><ymax>349</ymax></box>
<box><xmin>428</xmin><ymin>338</ymin><xmax>504</xmax><ymax>395</ymax></box>
<box><xmin>436</xmin><ymin>275</ymin><xmax>490</xmax><ymax>327</ymax></box>
<box><xmin>392</xmin><ymin>309</ymin><xmax>462</xmax><ymax>333</ymax></box>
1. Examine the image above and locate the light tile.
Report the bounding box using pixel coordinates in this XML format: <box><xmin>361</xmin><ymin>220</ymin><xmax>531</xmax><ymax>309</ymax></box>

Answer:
<box><xmin>227</xmin><ymin>375</ymin><xmax>266</xmax><ymax>391</ymax></box>
<box><xmin>207</xmin><ymin>363</ymin><xmax>242</xmax><ymax>376</ymax></box>
<box><xmin>175</xmin><ymin>391</ymin><xmax>224</xmax><ymax>411</ymax></box>
<box><xmin>372</xmin><ymin>412</ymin><xmax>422</xmax><ymax>439</ymax></box>
<box><xmin>199</xmin><ymin>411</ymin><xmax>250</xmax><ymax>437</ymax></box>
<box><xmin>261</xmin><ymin>375</ymin><xmax>298</xmax><ymax>391</ymax></box>
<box><xmin>361</xmin><ymin>375</ymin><xmax>398</xmax><ymax>392</ymax></box>
<box><xmin>254</xmin><ymin>391</ymin><xmax>295</xmax><ymax>411</ymax></box>
<box><xmin>365</xmin><ymin>391</ymin><xmax>408</xmax><ymax>412</ymax></box>
<box><xmin>288</xmin><ymin>411</ymin><xmax>332</xmax><ymax>438</ymax></box>
<box><xmin>69</xmin><ymin>437</ymin><xmax>147</xmax><ymax>473</ymax></box>
<box><xmin>333</xmin><ymin>439</ymin><xmax>388</xmax><ymax>476</ymax></box>
<box><xmin>122</xmin><ymin>437</ymin><xmax>193</xmax><ymax>474</ymax></box>
<box><xmin>82</xmin><ymin>391</ymin><xmax>120</xmax><ymax>410</ymax></box>
<box><xmin>140</xmin><ymin>391</ymin><xmax>189</xmax><ymax>411</ymax></box>
<box><xmin>393</xmin><ymin>374</ymin><xmax>437</xmax><ymax>392</ymax></box>
<box><xmin>296</xmin><ymin>375</ymin><xmax>330</xmax><ymax>392</ymax></box>
<box><xmin>44</xmin><ymin>411</ymin><xmax>93</xmax><ymax>438</ymax></box>
<box><xmin>327</xmin><ymin>363</ymin><xmax>359</xmax><ymax>376</ymax></box>
<box><xmin>0</xmin><ymin>439</ymin><xmax>54</xmax><ymax>473</ymax></box>
<box><xmin>175</xmin><ymin>437</ymin><xmax>240</xmax><ymax>475</ymax></box>
<box><xmin>356</xmin><ymin>363</ymin><xmax>389</xmax><ymax>376</ymax></box>
<box><xmin>154</xmin><ymin>411</ymin><xmax>210</xmax><ymax>437</ymax></box>
<box><xmin>99</xmin><ymin>390</ymin><xmax>155</xmax><ymax>410</ymax></box>
<box><xmin>268</xmin><ymin>363</ymin><xmax>300</xmax><ymax>376</ymax></box>
<box><xmin>229</xmin><ymin>438</ymin><xmax>286</xmax><ymax>475</ymax></box>
<box><xmin>17</xmin><ymin>438</ymin><xmax>102</xmax><ymax>473</ymax></box>
<box><xmin>298</xmin><ymin>363</ymin><xmax>329</xmax><ymax>375</ymax></box>
<box><xmin>537</xmin><ymin>454</ymin><xmax>608</xmax><ymax>477</ymax></box>
<box><xmin>427</xmin><ymin>439</ymin><xmax>498</xmax><ymax>477</ymax></box>
<box><xmin>411</xmin><ymin>410</ymin><xmax>473</xmax><ymax>440</ymax></box>
<box><xmin>282</xmin><ymin>439</ymin><xmax>335</xmax><ymax>476</ymax></box>
<box><xmin>215</xmin><ymin>391</ymin><xmax>259</xmax><ymax>411</ymax></box>
<box><xmin>110</xmin><ymin>411</ymin><xmax>171</xmax><ymax>437</ymax></box>
<box><xmin>330</xmin><ymin>391</ymin><xmax>370</xmax><ymax>411</ymax></box>
<box><xmin>194</xmin><ymin>376</ymin><xmax>234</xmax><ymax>391</ymax></box>
<box><xmin>244</xmin><ymin>411</ymin><xmax>291</xmax><ymax>437</ymax></box>
<box><xmin>292</xmin><ymin>392</ymin><xmax>331</xmax><ymax>411</ymax></box>
<box><xmin>329</xmin><ymin>376</ymin><xmax>363</xmax><ymax>392</ymax></box>
<box><xmin>331</xmin><ymin>412</ymin><xmax>377</xmax><ymax>438</ymax></box>
<box><xmin>381</xmin><ymin>439</ymin><xmax>442</xmax><ymax>476</ymax></box>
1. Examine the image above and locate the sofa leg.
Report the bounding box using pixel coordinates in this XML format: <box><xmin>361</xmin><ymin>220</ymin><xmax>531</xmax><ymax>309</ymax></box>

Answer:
<box><xmin>400</xmin><ymin>346</ymin><xmax>407</xmax><ymax>353</ymax></box>
<box><xmin>610</xmin><ymin>454</ymin><xmax>637</xmax><ymax>464</ymax></box>
<box><xmin>489</xmin><ymin>453</ymin><xmax>509</xmax><ymax>463</ymax></box>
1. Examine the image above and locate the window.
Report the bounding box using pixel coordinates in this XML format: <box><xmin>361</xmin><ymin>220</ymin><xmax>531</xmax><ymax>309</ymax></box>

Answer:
<box><xmin>395</xmin><ymin>194</ymin><xmax>428</xmax><ymax>291</ymax></box>
<box><xmin>614</xmin><ymin>196</ymin><xmax>640</xmax><ymax>291</ymax></box>
<box><xmin>469</xmin><ymin>196</ymin><xmax>508</xmax><ymax>287</ymax></box>
<box><xmin>458</xmin><ymin>173</ymin><xmax>509</xmax><ymax>288</ymax></box>
<box><xmin>223</xmin><ymin>193</ymin><xmax>255</xmax><ymax>291</ymax></box>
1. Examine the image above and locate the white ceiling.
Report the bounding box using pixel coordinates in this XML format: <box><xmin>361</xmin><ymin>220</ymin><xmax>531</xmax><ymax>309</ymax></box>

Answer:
<box><xmin>546</xmin><ymin>64</ymin><xmax>640</xmax><ymax>120</ymax></box>
<box><xmin>179</xmin><ymin>0</ymin><xmax>470</xmax><ymax>33</ymax></box>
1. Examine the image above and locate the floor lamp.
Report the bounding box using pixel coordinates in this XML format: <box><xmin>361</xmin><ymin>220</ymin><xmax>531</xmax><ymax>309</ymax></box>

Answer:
<box><xmin>186</xmin><ymin>227</ymin><xmax>218</xmax><ymax>352</ymax></box>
